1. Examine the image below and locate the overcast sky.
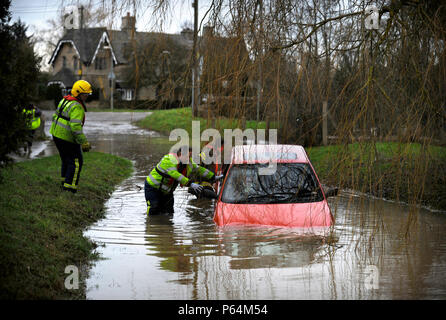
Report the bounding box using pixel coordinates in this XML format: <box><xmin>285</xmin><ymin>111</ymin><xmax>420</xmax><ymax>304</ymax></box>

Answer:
<box><xmin>10</xmin><ymin>0</ymin><xmax>211</xmax><ymax>34</ymax></box>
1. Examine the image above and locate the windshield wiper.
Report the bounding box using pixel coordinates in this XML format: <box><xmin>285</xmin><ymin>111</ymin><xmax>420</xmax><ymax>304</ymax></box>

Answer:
<box><xmin>231</xmin><ymin>190</ymin><xmax>321</xmax><ymax>204</ymax></box>
<box><xmin>288</xmin><ymin>190</ymin><xmax>321</xmax><ymax>202</ymax></box>
<box><xmin>234</xmin><ymin>194</ymin><xmax>291</xmax><ymax>204</ymax></box>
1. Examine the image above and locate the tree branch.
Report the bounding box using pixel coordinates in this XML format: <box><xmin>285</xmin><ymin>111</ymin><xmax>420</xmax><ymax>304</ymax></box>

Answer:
<box><xmin>271</xmin><ymin>10</ymin><xmax>362</xmax><ymax>51</ymax></box>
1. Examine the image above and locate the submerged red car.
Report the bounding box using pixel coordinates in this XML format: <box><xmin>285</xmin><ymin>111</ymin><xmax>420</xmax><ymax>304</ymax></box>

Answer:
<box><xmin>213</xmin><ymin>144</ymin><xmax>336</xmax><ymax>228</ymax></box>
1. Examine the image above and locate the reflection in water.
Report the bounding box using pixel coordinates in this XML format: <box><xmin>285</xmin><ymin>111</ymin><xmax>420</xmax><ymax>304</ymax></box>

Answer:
<box><xmin>28</xmin><ymin>113</ymin><xmax>446</xmax><ymax>299</ymax></box>
<box><xmin>141</xmin><ymin>192</ymin><xmax>331</xmax><ymax>299</ymax></box>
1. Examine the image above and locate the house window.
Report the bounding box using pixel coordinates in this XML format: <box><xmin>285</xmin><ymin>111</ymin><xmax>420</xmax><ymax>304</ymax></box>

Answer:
<box><xmin>120</xmin><ymin>89</ymin><xmax>134</xmax><ymax>101</ymax></box>
<box><xmin>63</xmin><ymin>56</ymin><xmax>67</xmax><ymax>68</ymax></box>
<box><xmin>73</xmin><ymin>56</ymin><xmax>78</xmax><ymax>71</ymax></box>
<box><xmin>95</xmin><ymin>57</ymin><xmax>106</xmax><ymax>70</ymax></box>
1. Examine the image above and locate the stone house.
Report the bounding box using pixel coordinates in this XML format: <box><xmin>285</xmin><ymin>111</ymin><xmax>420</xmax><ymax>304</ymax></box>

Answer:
<box><xmin>48</xmin><ymin>12</ymin><xmax>254</xmax><ymax>111</ymax></box>
<box><xmin>48</xmin><ymin>13</ymin><xmax>194</xmax><ymax>105</ymax></box>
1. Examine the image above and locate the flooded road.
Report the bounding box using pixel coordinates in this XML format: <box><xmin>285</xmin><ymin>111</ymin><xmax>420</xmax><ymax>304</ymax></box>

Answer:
<box><xmin>33</xmin><ymin>111</ymin><xmax>446</xmax><ymax>299</ymax></box>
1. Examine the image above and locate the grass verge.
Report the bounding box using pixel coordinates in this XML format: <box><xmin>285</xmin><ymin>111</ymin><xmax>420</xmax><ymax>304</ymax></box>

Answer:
<box><xmin>135</xmin><ymin>107</ymin><xmax>278</xmax><ymax>136</ymax></box>
<box><xmin>307</xmin><ymin>142</ymin><xmax>446</xmax><ymax>211</ymax></box>
<box><xmin>137</xmin><ymin>108</ymin><xmax>445</xmax><ymax>211</ymax></box>
<box><xmin>0</xmin><ymin>152</ymin><xmax>133</xmax><ymax>299</ymax></box>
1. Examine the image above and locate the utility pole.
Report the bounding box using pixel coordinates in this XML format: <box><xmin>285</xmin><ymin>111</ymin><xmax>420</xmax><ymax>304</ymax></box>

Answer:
<box><xmin>78</xmin><ymin>5</ymin><xmax>84</xmax><ymax>81</ymax></box>
<box><xmin>191</xmin><ymin>0</ymin><xmax>199</xmax><ymax>117</ymax></box>
<box><xmin>105</xmin><ymin>45</ymin><xmax>114</xmax><ymax>111</ymax></box>
<box><xmin>110</xmin><ymin>53</ymin><xmax>114</xmax><ymax>111</ymax></box>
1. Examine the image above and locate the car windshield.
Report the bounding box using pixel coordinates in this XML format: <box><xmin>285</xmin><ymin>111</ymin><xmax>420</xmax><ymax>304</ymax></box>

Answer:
<box><xmin>221</xmin><ymin>163</ymin><xmax>324</xmax><ymax>204</ymax></box>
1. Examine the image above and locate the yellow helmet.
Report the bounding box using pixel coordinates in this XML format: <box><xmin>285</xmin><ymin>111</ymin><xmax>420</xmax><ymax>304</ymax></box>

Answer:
<box><xmin>71</xmin><ymin>80</ymin><xmax>93</xmax><ymax>97</ymax></box>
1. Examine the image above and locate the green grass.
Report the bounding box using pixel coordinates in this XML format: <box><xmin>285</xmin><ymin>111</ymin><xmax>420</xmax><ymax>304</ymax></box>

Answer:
<box><xmin>136</xmin><ymin>107</ymin><xmax>446</xmax><ymax>210</ymax></box>
<box><xmin>136</xmin><ymin>107</ymin><xmax>278</xmax><ymax>136</ymax></box>
<box><xmin>307</xmin><ymin>142</ymin><xmax>446</xmax><ymax>211</ymax></box>
<box><xmin>138</xmin><ymin>107</ymin><xmax>445</xmax><ymax>210</ymax></box>
<box><xmin>0</xmin><ymin>152</ymin><xmax>133</xmax><ymax>299</ymax></box>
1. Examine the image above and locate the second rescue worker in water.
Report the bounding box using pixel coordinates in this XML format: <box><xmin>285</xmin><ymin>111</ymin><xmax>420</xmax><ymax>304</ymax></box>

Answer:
<box><xmin>50</xmin><ymin>80</ymin><xmax>92</xmax><ymax>193</ymax></box>
<box><xmin>145</xmin><ymin>146</ymin><xmax>224</xmax><ymax>215</ymax></box>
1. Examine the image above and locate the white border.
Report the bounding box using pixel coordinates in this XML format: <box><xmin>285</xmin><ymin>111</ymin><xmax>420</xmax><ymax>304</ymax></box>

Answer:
<box><xmin>90</xmin><ymin>31</ymin><xmax>118</xmax><ymax>65</ymax></box>
<box><xmin>48</xmin><ymin>40</ymin><xmax>81</xmax><ymax>65</ymax></box>
<box><xmin>47</xmin><ymin>81</ymin><xmax>67</xmax><ymax>88</ymax></box>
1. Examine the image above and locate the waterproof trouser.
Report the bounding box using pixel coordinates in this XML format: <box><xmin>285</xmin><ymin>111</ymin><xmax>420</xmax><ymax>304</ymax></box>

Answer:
<box><xmin>53</xmin><ymin>136</ymin><xmax>83</xmax><ymax>193</ymax></box>
<box><xmin>144</xmin><ymin>180</ymin><xmax>174</xmax><ymax>215</ymax></box>
<box><xmin>25</xmin><ymin>130</ymin><xmax>35</xmax><ymax>149</ymax></box>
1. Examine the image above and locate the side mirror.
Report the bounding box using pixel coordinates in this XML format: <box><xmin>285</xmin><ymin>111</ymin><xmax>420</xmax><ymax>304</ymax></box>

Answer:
<box><xmin>325</xmin><ymin>187</ymin><xmax>339</xmax><ymax>198</ymax></box>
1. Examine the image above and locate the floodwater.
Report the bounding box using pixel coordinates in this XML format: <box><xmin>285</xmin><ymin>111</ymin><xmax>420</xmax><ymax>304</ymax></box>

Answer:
<box><xmin>30</xmin><ymin>111</ymin><xmax>446</xmax><ymax>299</ymax></box>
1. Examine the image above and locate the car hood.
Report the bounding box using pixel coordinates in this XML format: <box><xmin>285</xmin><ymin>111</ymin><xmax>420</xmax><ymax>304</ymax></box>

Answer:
<box><xmin>213</xmin><ymin>200</ymin><xmax>334</xmax><ymax>228</ymax></box>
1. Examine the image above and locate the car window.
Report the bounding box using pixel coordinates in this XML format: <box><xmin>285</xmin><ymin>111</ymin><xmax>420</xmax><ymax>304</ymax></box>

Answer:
<box><xmin>221</xmin><ymin>163</ymin><xmax>324</xmax><ymax>204</ymax></box>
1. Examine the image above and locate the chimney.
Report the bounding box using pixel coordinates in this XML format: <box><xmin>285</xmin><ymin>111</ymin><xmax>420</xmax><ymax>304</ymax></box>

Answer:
<box><xmin>121</xmin><ymin>12</ymin><xmax>136</xmax><ymax>36</ymax></box>
<box><xmin>181</xmin><ymin>27</ymin><xmax>194</xmax><ymax>40</ymax></box>
<box><xmin>79</xmin><ymin>6</ymin><xmax>84</xmax><ymax>30</ymax></box>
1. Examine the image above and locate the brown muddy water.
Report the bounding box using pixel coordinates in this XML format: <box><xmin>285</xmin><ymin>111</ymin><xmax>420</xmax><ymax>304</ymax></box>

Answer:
<box><xmin>30</xmin><ymin>112</ymin><xmax>446</xmax><ymax>299</ymax></box>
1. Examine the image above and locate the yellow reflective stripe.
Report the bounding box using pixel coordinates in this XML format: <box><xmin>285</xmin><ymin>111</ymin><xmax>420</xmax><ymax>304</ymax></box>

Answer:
<box><xmin>147</xmin><ymin>174</ymin><xmax>171</xmax><ymax>192</ymax></box>
<box><xmin>71</xmin><ymin>119</ymin><xmax>82</xmax><ymax>124</ymax></box>
<box><xmin>58</xmin><ymin>100</ymin><xmax>76</xmax><ymax>119</ymax></box>
<box><xmin>157</xmin><ymin>164</ymin><xmax>177</xmax><ymax>174</ymax></box>
<box><xmin>56</xmin><ymin>101</ymin><xmax>82</xmax><ymax>122</ymax></box>
<box><xmin>180</xmin><ymin>177</ymin><xmax>189</xmax><ymax>186</ymax></box>
<box><xmin>66</xmin><ymin>102</ymin><xmax>80</xmax><ymax>115</ymax></box>
<box><xmin>147</xmin><ymin>174</ymin><xmax>160</xmax><ymax>185</ymax></box>
<box><xmin>71</xmin><ymin>158</ymin><xmax>80</xmax><ymax>188</ymax></box>
<box><xmin>63</xmin><ymin>183</ymin><xmax>77</xmax><ymax>190</ymax></box>
<box><xmin>160</xmin><ymin>185</ymin><xmax>171</xmax><ymax>192</ymax></box>
<box><xmin>201</xmin><ymin>168</ymin><xmax>211</xmax><ymax>177</ymax></box>
<box><xmin>156</xmin><ymin>165</ymin><xmax>167</xmax><ymax>173</ymax></box>
<box><xmin>53</xmin><ymin>120</ymin><xmax>71</xmax><ymax>131</ymax></box>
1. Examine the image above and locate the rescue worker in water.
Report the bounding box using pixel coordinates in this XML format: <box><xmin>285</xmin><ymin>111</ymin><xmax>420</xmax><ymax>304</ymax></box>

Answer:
<box><xmin>145</xmin><ymin>146</ymin><xmax>224</xmax><ymax>215</ymax></box>
<box><xmin>49</xmin><ymin>80</ymin><xmax>92</xmax><ymax>193</ymax></box>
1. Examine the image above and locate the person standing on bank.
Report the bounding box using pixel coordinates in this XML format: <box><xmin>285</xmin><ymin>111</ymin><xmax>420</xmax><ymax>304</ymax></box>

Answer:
<box><xmin>145</xmin><ymin>146</ymin><xmax>224</xmax><ymax>215</ymax></box>
<box><xmin>22</xmin><ymin>103</ymin><xmax>42</xmax><ymax>153</ymax></box>
<box><xmin>50</xmin><ymin>80</ymin><xmax>92</xmax><ymax>193</ymax></box>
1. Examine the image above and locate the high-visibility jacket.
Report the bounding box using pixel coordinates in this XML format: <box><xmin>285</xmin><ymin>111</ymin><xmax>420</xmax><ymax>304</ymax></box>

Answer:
<box><xmin>200</xmin><ymin>143</ymin><xmax>224</xmax><ymax>174</ymax></box>
<box><xmin>146</xmin><ymin>153</ymin><xmax>214</xmax><ymax>194</ymax></box>
<box><xmin>49</xmin><ymin>95</ymin><xmax>88</xmax><ymax>145</ymax></box>
<box><xmin>23</xmin><ymin>108</ymin><xmax>41</xmax><ymax>130</ymax></box>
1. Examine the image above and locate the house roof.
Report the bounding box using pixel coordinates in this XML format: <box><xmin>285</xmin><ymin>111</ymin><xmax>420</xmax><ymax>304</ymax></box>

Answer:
<box><xmin>199</xmin><ymin>33</ymin><xmax>250</xmax><ymax>69</ymax></box>
<box><xmin>49</xmin><ymin>27</ymin><xmax>195</xmax><ymax>67</ymax></box>
<box><xmin>49</xmin><ymin>28</ymin><xmax>107</xmax><ymax>65</ymax></box>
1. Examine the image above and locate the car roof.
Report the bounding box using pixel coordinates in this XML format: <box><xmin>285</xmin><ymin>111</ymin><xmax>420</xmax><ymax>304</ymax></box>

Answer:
<box><xmin>231</xmin><ymin>144</ymin><xmax>310</xmax><ymax>164</ymax></box>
